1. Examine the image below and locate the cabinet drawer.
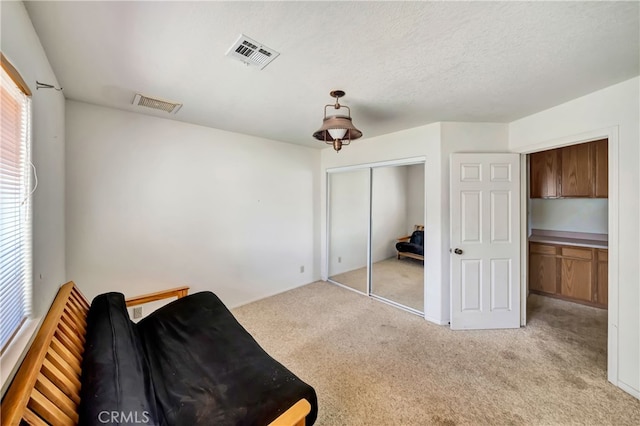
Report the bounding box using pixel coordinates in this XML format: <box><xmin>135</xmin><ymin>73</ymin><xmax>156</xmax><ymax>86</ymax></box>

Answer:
<box><xmin>561</xmin><ymin>247</ymin><xmax>592</xmax><ymax>260</ymax></box>
<box><xmin>598</xmin><ymin>249</ymin><xmax>608</xmax><ymax>262</ymax></box>
<box><xmin>530</xmin><ymin>243</ymin><xmax>557</xmax><ymax>255</ymax></box>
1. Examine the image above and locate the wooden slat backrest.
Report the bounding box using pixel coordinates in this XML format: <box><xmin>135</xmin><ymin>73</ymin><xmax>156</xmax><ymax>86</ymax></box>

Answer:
<box><xmin>1</xmin><ymin>282</ymin><xmax>88</xmax><ymax>426</ymax></box>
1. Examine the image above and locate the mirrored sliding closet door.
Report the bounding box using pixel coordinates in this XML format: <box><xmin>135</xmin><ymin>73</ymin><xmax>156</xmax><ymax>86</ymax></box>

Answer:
<box><xmin>370</xmin><ymin>164</ymin><xmax>425</xmax><ymax>313</ymax></box>
<box><xmin>327</xmin><ymin>169</ymin><xmax>370</xmax><ymax>294</ymax></box>
<box><xmin>327</xmin><ymin>159</ymin><xmax>425</xmax><ymax>315</ymax></box>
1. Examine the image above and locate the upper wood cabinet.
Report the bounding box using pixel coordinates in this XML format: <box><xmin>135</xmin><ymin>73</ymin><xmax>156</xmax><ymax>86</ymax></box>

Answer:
<box><xmin>530</xmin><ymin>149</ymin><xmax>559</xmax><ymax>198</ymax></box>
<box><xmin>594</xmin><ymin>140</ymin><xmax>608</xmax><ymax>198</ymax></box>
<box><xmin>530</xmin><ymin>139</ymin><xmax>608</xmax><ymax>198</ymax></box>
<box><xmin>560</xmin><ymin>143</ymin><xmax>593</xmax><ymax>197</ymax></box>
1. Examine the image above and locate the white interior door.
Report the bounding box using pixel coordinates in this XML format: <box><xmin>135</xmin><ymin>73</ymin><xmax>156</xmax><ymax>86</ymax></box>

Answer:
<box><xmin>450</xmin><ymin>153</ymin><xmax>520</xmax><ymax>330</ymax></box>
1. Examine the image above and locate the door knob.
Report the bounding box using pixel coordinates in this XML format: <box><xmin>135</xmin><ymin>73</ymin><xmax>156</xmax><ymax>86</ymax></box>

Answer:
<box><xmin>454</xmin><ymin>248</ymin><xmax>463</xmax><ymax>255</ymax></box>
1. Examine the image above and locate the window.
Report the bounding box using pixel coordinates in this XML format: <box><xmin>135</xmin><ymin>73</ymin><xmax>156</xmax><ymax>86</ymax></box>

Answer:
<box><xmin>0</xmin><ymin>54</ymin><xmax>32</xmax><ymax>352</ymax></box>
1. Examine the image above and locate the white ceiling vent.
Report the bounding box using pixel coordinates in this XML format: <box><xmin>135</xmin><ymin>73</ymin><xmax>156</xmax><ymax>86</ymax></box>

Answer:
<box><xmin>132</xmin><ymin>93</ymin><xmax>182</xmax><ymax>114</ymax></box>
<box><xmin>225</xmin><ymin>34</ymin><xmax>280</xmax><ymax>70</ymax></box>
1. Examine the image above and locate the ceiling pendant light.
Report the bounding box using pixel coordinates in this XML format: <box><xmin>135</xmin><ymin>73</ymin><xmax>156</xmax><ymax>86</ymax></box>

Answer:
<box><xmin>313</xmin><ymin>90</ymin><xmax>362</xmax><ymax>152</ymax></box>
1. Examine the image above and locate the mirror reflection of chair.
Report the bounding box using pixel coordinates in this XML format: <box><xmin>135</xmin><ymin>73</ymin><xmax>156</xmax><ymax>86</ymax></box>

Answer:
<box><xmin>396</xmin><ymin>225</ymin><xmax>424</xmax><ymax>262</ymax></box>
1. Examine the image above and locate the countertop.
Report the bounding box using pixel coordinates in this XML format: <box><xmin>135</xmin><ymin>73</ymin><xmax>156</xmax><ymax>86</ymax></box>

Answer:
<box><xmin>528</xmin><ymin>229</ymin><xmax>608</xmax><ymax>249</ymax></box>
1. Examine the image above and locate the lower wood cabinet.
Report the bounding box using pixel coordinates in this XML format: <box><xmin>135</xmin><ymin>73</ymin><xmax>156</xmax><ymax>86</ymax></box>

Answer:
<box><xmin>560</xmin><ymin>256</ymin><xmax>592</xmax><ymax>302</ymax></box>
<box><xmin>529</xmin><ymin>245</ymin><xmax>557</xmax><ymax>294</ymax></box>
<box><xmin>529</xmin><ymin>242</ymin><xmax>607</xmax><ymax>308</ymax></box>
<box><xmin>597</xmin><ymin>249</ymin><xmax>608</xmax><ymax>305</ymax></box>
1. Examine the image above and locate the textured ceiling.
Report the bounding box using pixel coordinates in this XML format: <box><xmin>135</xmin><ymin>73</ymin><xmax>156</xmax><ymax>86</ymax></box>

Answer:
<box><xmin>24</xmin><ymin>1</ymin><xmax>640</xmax><ymax>148</ymax></box>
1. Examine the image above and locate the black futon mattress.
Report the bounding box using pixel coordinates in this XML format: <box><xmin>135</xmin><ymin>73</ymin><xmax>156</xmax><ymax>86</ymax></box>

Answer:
<box><xmin>79</xmin><ymin>292</ymin><xmax>318</xmax><ymax>426</ymax></box>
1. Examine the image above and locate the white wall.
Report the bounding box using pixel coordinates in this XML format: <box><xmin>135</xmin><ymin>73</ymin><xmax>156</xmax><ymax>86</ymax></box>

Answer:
<box><xmin>509</xmin><ymin>77</ymin><xmax>640</xmax><ymax>398</ymax></box>
<box><xmin>0</xmin><ymin>0</ymin><xmax>66</xmax><ymax>393</ymax></box>
<box><xmin>406</xmin><ymin>164</ymin><xmax>425</xmax><ymax>232</ymax></box>
<box><xmin>65</xmin><ymin>101</ymin><xmax>320</xmax><ymax>308</ymax></box>
<box><xmin>328</xmin><ymin>169</ymin><xmax>369</xmax><ymax>276</ymax></box>
<box><xmin>529</xmin><ymin>198</ymin><xmax>608</xmax><ymax>234</ymax></box>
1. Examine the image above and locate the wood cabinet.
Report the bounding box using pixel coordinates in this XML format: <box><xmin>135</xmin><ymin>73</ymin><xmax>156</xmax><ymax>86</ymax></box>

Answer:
<box><xmin>530</xmin><ymin>149</ymin><xmax>559</xmax><ymax>198</ymax></box>
<box><xmin>596</xmin><ymin>249</ymin><xmax>608</xmax><ymax>305</ymax></box>
<box><xmin>594</xmin><ymin>140</ymin><xmax>608</xmax><ymax>198</ymax></box>
<box><xmin>529</xmin><ymin>139</ymin><xmax>607</xmax><ymax>199</ymax></box>
<box><xmin>560</xmin><ymin>143</ymin><xmax>593</xmax><ymax>197</ymax></box>
<box><xmin>528</xmin><ymin>242</ymin><xmax>607</xmax><ymax>308</ymax></box>
<box><xmin>529</xmin><ymin>244</ymin><xmax>558</xmax><ymax>294</ymax></box>
<box><xmin>559</xmin><ymin>247</ymin><xmax>593</xmax><ymax>302</ymax></box>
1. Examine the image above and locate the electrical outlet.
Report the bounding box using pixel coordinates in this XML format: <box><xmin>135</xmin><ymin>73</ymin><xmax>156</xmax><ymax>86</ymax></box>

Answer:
<box><xmin>300</xmin><ymin>265</ymin><xmax>304</xmax><ymax>273</ymax></box>
<box><xmin>133</xmin><ymin>306</ymin><xmax>143</xmax><ymax>319</ymax></box>
<box><xmin>338</xmin><ymin>256</ymin><xmax>342</xmax><ymax>263</ymax></box>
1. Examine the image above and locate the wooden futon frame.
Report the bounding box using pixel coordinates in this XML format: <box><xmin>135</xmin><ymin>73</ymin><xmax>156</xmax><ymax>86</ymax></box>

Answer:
<box><xmin>396</xmin><ymin>224</ymin><xmax>425</xmax><ymax>261</ymax></box>
<box><xmin>1</xmin><ymin>282</ymin><xmax>311</xmax><ymax>426</ymax></box>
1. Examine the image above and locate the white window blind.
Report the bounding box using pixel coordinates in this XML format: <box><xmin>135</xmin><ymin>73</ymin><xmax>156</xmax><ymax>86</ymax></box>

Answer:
<box><xmin>0</xmin><ymin>62</ymin><xmax>32</xmax><ymax>352</ymax></box>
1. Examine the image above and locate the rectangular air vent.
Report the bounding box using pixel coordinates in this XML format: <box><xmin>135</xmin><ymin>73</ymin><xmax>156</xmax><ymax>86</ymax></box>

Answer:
<box><xmin>225</xmin><ymin>34</ymin><xmax>280</xmax><ymax>70</ymax></box>
<box><xmin>132</xmin><ymin>93</ymin><xmax>182</xmax><ymax>114</ymax></box>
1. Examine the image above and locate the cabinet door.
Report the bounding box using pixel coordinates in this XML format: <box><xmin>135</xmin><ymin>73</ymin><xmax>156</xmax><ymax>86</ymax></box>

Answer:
<box><xmin>597</xmin><ymin>249</ymin><xmax>608</xmax><ymax>306</ymax></box>
<box><xmin>560</xmin><ymin>258</ymin><xmax>593</xmax><ymax>302</ymax></box>
<box><xmin>530</xmin><ymin>150</ymin><xmax>559</xmax><ymax>198</ymax></box>
<box><xmin>593</xmin><ymin>139</ymin><xmax>608</xmax><ymax>198</ymax></box>
<box><xmin>530</xmin><ymin>253</ymin><xmax>557</xmax><ymax>294</ymax></box>
<box><xmin>560</xmin><ymin>143</ymin><xmax>593</xmax><ymax>197</ymax></box>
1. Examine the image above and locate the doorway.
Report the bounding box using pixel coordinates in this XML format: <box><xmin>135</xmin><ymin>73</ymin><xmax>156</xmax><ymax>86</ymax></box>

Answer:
<box><xmin>327</xmin><ymin>159</ymin><xmax>426</xmax><ymax>314</ymax></box>
<box><xmin>524</xmin><ymin>138</ymin><xmax>610</xmax><ymax>375</ymax></box>
<box><xmin>515</xmin><ymin>126</ymin><xmax>620</xmax><ymax>389</ymax></box>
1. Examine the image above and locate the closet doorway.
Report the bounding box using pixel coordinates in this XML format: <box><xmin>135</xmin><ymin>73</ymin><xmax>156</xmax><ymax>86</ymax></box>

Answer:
<box><xmin>327</xmin><ymin>158</ymin><xmax>425</xmax><ymax>315</ymax></box>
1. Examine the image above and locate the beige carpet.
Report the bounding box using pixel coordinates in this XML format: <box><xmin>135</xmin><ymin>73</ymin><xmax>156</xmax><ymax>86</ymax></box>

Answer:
<box><xmin>330</xmin><ymin>257</ymin><xmax>424</xmax><ymax>311</ymax></box>
<box><xmin>233</xmin><ymin>282</ymin><xmax>640</xmax><ymax>426</ymax></box>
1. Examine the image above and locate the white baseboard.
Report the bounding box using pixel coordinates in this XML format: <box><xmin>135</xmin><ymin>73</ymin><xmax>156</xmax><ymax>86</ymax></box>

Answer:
<box><xmin>617</xmin><ymin>380</ymin><xmax>640</xmax><ymax>400</ymax></box>
<box><xmin>424</xmin><ymin>314</ymin><xmax>449</xmax><ymax>326</ymax></box>
<box><xmin>230</xmin><ymin>280</ymin><xmax>319</xmax><ymax>310</ymax></box>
